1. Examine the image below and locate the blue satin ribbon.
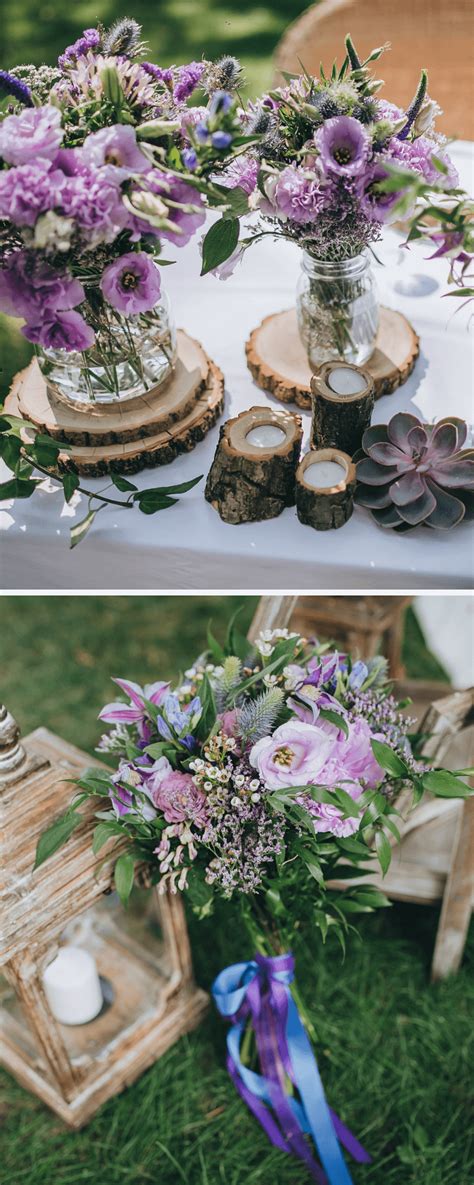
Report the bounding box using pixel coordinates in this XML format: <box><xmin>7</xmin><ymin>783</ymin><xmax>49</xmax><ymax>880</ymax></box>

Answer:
<box><xmin>212</xmin><ymin>952</ymin><xmax>370</xmax><ymax>1185</ymax></box>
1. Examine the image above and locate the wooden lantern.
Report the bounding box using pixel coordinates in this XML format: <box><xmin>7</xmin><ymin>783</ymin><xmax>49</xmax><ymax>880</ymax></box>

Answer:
<box><xmin>0</xmin><ymin>705</ymin><xmax>208</xmax><ymax>1128</ymax></box>
<box><xmin>310</xmin><ymin>361</ymin><xmax>375</xmax><ymax>456</ymax></box>
<box><xmin>296</xmin><ymin>448</ymin><xmax>356</xmax><ymax>530</ymax></box>
<box><xmin>205</xmin><ymin>405</ymin><xmax>302</xmax><ymax>523</ymax></box>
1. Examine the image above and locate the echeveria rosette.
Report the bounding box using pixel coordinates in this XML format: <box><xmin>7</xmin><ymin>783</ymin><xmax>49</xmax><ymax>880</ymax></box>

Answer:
<box><xmin>355</xmin><ymin>413</ymin><xmax>474</xmax><ymax>530</ymax></box>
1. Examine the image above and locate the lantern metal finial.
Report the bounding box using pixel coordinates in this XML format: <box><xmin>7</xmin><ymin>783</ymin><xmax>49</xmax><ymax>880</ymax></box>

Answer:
<box><xmin>0</xmin><ymin>704</ymin><xmax>28</xmax><ymax>785</ymax></box>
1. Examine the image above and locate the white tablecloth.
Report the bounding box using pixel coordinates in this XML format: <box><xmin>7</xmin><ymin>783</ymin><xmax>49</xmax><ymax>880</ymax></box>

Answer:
<box><xmin>1</xmin><ymin>142</ymin><xmax>473</xmax><ymax>591</ymax></box>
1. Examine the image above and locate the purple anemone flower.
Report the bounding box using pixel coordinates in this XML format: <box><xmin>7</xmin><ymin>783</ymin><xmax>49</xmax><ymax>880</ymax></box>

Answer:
<box><xmin>0</xmin><ymin>105</ymin><xmax>63</xmax><ymax>166</ymax></box>
<box><xmin>82</xmin><ymin>125</ymin><xmax>150</xmax><ymax>178</ymax></box>
<box><xmin>100</xmin><ymin>252</ymin><xmax>162</xmax><ymax>315</ymax></box>
<box><xmin>316</xmin><ymin>115</ymin><xmax>370</xmax><ymax>178</ymax></box>
<box><xmin>22</xmin><ymin>309</ymin><xmax>95</xmax><ymax>351</ymax></box>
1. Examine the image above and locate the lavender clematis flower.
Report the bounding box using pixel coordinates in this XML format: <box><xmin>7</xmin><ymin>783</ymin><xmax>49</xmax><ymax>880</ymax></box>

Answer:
<box><xmin>109</xmin><ymin>760</ymin><xmax>157</xmax><ymax>820</ymax></box>
<box><xmin>100</xmin><ymin>678</ymin><xmax>170</xmax><ymax>725</ymax></box>
<box><xmin>22</xmin><ymin>310</ymin><xmax>95</xmax><ymax>351</ymax></box>
<box><xmin>100</xmin><ymin>252</ymin><xmax>162</xmax><ymax>314</ymax></box>
<box><xmin>359</xmin><ymin>161</ymin><xmax>404</xmax><ymax>224</ymax></box>
<box><xmin>0</xmin><ymin>105</ymin><xmax>63</xmax><ymax>166</ymax></box>
<box><xmin>82</xmin><ymin>125</ymin><xmax>150</xmax><ymax>178</ymax></box>
<box><xmin>316</xmin><ymin>115</ymin><xmax>370</xmax><ymax>178</ymax></box>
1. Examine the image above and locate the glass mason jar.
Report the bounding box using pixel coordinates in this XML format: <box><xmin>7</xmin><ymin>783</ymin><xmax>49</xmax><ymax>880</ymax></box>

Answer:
<box><xmin>296</xmin><ymin>250</ymin><xmax>379</xmax><ymax>369</ymax></box>
<box><xmin>37</xmin><ymin>283</ymin><xmax>177</xmax><ymax>405</ymax></box>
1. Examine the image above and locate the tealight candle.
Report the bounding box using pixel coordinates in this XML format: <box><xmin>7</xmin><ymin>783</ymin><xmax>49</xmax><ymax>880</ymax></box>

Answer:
<box><xmin>245</xmin><ymin>424</ymin><xmax>286</xmax><ymax>449</ymax></box>
<box><xmin>43</xmin><ymin>946</ymin><xmax>103</xmax><ymax>1025</ymax></box>
<box><xmin>304</xmin><ymin>460</ymin><xmax>347</xmax><ymax>488</ymax></box>
<box><xmin>327</xmin><ymin>366</ymin><xmax>368</xmax><ymax>397</ymax></box>
<box><xmin>310</xmin><ymin>361</ymin><xmax>375</xmax><ymax>455</ymax></box>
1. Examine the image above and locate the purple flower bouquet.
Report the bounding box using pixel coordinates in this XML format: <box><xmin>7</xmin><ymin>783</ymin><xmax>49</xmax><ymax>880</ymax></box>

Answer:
<box><xmin>36</xmin><ymin>621</ymin><xmax>472</xmax><ymax>1183</ymax></box>
<box><xmin>203</xmin><ymin>36</ymin><xmax>464</xmax><ymax>367</ymax></box>
<box><xmin>0</xmin><ymin>20</ymin><xmax>250</xmax><ymax>403</ymax></box>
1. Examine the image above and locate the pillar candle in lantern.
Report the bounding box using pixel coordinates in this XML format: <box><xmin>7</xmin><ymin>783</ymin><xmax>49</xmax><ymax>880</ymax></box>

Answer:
<box><xmin>43</xmin><ymin>946</ymin><xmax>103</xmax><ymax>1025</ymax></box>
<box><xmin>303</xmin><ymin>460</ymin><xmax>347</xmax><ymax>489</ymax></box>
<box><xmin>245</xmin><ymin>424</ymin><xmax>287</xmax><ymax>449</ymax></box>
<box><xmin>327</xmin><ymin>366</ymin><xmax>368</xmax><ymax>397</ymax></box>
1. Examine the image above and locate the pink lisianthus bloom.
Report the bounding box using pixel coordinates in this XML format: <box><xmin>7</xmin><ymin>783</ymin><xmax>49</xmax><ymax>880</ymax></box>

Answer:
<box><xmin>81</xmin><ymin>124</ymin><xmax>150</xmax><ymax>178</ymax></box>
<box><xmin>100</xmin><ymin>252</ymin><xmax>162</xmax><ymax>315</ymax></box>
<box><xmin>0</xmin><ymin>105</ymin><xmax>63</xmax><ymax>166</ymax></box>
<box><xmin>250</xmin><ymin>720</ymin><xmax>336</xmax><ymax>791</ymax></box>
<box><xmin>151</xmin><ymin>768</ymin><xmax>209</xmax><ymax>826</ymax></box>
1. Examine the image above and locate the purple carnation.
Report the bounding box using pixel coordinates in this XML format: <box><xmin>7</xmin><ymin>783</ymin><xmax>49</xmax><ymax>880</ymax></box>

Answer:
<box><xmin>0</xmin><ymin>105</ymin><xmax>63</xmax><ymax>166</ymax></box>
<box><xmin>274</xmin><ymin>165</ymin><xmax>324</xmax><ymax>224</ymax></box>
<box><xmin>58</xmin><ymin>28</ymin><xmax>101</xmax><ymax>69</ymax></box>
<box><xmin>387</xmin><ymin>135</ymin><xmax>459</xmax><ymax>189</ymax></box>
<box><xmin>0</xmin><ymin>251</ymin><xmax>85</xmax><ymax>320</ymax></box>
<box><xmin>22</xmin><ymin>309</ymin><xmax>95</xmax><ymax>351</ymax></box>
<box><xmin>0</xmin><ymin>161</ymin><xmax>66</xmax><ymax>227</ymax></box>
<box><xmin>100</xmin><ymin>251</ymin><xmax>162</xmax><ymax>314</ymax></box>
<box><xmin>174</xmin><ymin>61</ymin><xmax>205</xmax><ymax>103</ymax></box>
<box><xmin>60</xmin><ymin>167</ymin><xmax>128</xmax><ymax>246</ymax></box>
<box><xmin>82</xmin><ymin>124</ymin><xmax>150</xmax><ymax>178</ymax></box>
<box><xmin>316</xmin><ymin>115</ymin><xmax>370</xmax><ymax>178</ymax></box>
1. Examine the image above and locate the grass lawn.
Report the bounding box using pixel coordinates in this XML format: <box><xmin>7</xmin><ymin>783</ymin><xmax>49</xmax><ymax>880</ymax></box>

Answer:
<box><xmin>1</xmin><ymin>596</ymin><xmax>472</xmax><ymax>1185</ymax></box>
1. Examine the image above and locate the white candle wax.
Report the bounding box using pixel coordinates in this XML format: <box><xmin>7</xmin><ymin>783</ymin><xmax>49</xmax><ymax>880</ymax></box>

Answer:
<box><xmin>327</xmin><ymin>367</ymin><xmax>368</xmax><ymax>396</ymax></box>
<box><xmin>245</xmin><ymin>424</ymin><xmax>286</xmax><ymax>448</ymax></box>
<box><xmin>43</xmin><ymin>946</ymin><xmax>103</xmax><ymax>1025</ymax></box>
<box><xmin>304</xmin><ymin>461</ymin><xmax>346</xmax><ymax>489</ymax></box>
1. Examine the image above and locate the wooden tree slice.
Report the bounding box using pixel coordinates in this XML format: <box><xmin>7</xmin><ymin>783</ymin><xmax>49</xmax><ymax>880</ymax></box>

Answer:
<box><xmin>205</xmin><ymin>405</ymin><xmax>302</xmax><ymax>524</ymax></box>
<box><xmin>296</xmin><ymin>448</ymin><xmax>356</xmax><ymax>531</ymax></box>
<box><xmin>13</xmin><ymin>331</ymin><xmax>212</xmax><ymax>447</ymax></box>
<box><xmin>6</xmin><ymin>355</ymin><xmax>224</xmax><ymax>477</ymax></box>
<box><xmin>246</xmin><ymin>306</ymin><xmax>420</xmax><ymax>409</ymax></box>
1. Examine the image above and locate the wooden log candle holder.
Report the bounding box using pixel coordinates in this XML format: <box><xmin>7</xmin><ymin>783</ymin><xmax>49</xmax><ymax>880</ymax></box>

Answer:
<box><xmin>310</xmin><ymin>361</ymin><xmax>375</xmax><ymax>456</ymax></box>
<box><xmin>205</xmin><ymin>406</ymin><xmax>302</xmax><ymax>524</ymax></box>
<box><xmin>296</xmin><ymin>448</ymin><xmax>356</xmax><ymax>531</ymax></box>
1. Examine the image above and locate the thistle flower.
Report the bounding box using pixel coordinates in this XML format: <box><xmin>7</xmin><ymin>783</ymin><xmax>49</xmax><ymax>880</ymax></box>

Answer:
<box><xmin>205</xmin><ymin>55</ymin><xmax>242</xmax><ymax>93</ymax></box>
<box><xmin>355</xmin><ymin>413</ymin><xmax>474</xmax><ymax>530</ymax></box>
<box><xmin>0</xmin><ymin>69</ymin><xmax>33</xmax><ymax>107</ymax></box>
<box><xmin>102</xmin><ymin>18</ymin><xmax>143</xmax><ymax>58</ymax></box>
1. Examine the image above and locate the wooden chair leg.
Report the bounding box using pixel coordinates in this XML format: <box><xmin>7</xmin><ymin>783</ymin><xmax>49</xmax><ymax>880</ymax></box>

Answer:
<box><xmin>431</xmin><ymin>796</ymin><xmax>474</xmax><ymax>981</ymax></box>
<box><xmin>384</xmin><ymin>609</ymin><xmax>406</xmax><ymax>678</ymax></box>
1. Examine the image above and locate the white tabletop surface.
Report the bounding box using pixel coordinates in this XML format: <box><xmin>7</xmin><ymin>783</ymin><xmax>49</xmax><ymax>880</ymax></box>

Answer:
<box><xmin>1</xmin><ymin>142</ymin><xmax>473</xmax><ymax>591</ymax></box>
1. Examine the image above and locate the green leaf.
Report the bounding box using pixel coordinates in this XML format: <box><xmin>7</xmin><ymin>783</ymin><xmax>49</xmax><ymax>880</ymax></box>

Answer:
<box><xmin>422</xmin><ymin>769</ymin><xmax>472</xmax><ymax>798</ymax></box>
<box><xmin>212</xmin><ymin>184</ymin><xmax>250</xmax><ymax>218</ymax></box>
<box><xmin>63</xmin><ymin>472</ymin><xmax>80</xmax><ymax>503</ymax></box>
<box><xmin>0</xmin><ymin>476</ymin><xmax>38</xmax><ymax>499</ymax></box>
<box><xmin>194</xmin><ymin>673</ymin><xmax>217</xmax><ymax>742</ymax></box>
<box><xmin>136</xmin><ymin>493</ymin><xmax>178</xmax><ymax>514</ymax></box>
<box><xmin>92</xmin><ymin>821</ymin><xmax>124</xmax><ymax>854</ymax></box>
<box><xmin>371</xmin><ymin>739</ymin><xmax>408</xmax><ymax>777</ymax></box>
<box><xmin>265</xmin><ymin>886</ymin><xmax>286</xmax><ymax>917</ymax></box>
<box><xmin>133</xmin><ymin>475</ymin><xmax>202</xmax><ymax>498</ymax></box>
<box><xmin>34</xmin><ymin>811</ymin><xmax>82</xmax><ymax>868</ymax></box>
<box><xmin>318</xmin><ymin>708</ymin><xmax>349</xmax><ymax>737</ymax></box>
<box><xmin>300</xmin><ymin>849</ymin><xmax>325</xmax><ymax>885</ymax></box>
<box><xmin>114</xmin><ymin>852</ymin><xmax>135</xmax><ymax>906</ymax></box>
<box><xmin>0</xmin><ymin>434</ymin><xmax>22</xmax><ymax>470</ymax></box>
<box><xmin>70</xmin><ymin>509</ymin><xmax>97</xmax><ymax>548</ymax></box>
<box><xmin>354</xmin><ymin>887</ymin><xmax>391</xmax><ymax>908</ymax></box>
<box><xmin>375</xmin><ymin>829</ymin><xmax>392</xmax><ymax>875</ymax></box>
<box><xmin>110</xmin><ymin>473</ymin><xmax>137</xmax><ymax>493</ymax></box>
<box><xmin>200</xmin><ymin>216</ymin><xmax>239</xmax><ymax>276</ymax></box>
<box><xmin>207</xmin><ymin>621</ymin><xmax>226</xmax><ymax>664</ymax></box>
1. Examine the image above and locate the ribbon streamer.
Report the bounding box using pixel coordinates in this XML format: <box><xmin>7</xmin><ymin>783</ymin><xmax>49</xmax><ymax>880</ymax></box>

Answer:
<box><xmin>212</xmin><ymin>951</ymin><xmax>371</xmax><ymax>1185</ymax></box>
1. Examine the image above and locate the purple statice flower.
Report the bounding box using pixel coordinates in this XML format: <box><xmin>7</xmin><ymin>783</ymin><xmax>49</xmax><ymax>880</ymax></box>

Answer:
<box><xmin>272</xmin><ymin>165</ymin><xmax>324</xmax><ymax>224</ymax></box>
<box><xmin>0</xmin><ymin>105</ymin><xmax>63</xmax><ymax>166</ymax></box>
<box><xmin>58</xmin><ymin>28</ymin><xmax>101</xmax><ymax>70</ymax></box>
<box><xmin>0</xmin><ymin>251</ymin><xmax>84</xmax><ymax>320</ymax></box>
<box><xmin>387</xmin><ymin>135</ymin><xmax>459</xmax><ymax>189</ymax></box>
<box><xmin>0</xmin><ymin>69</ymin><xmax>33</xmax><ymax>107</ymax></box>
<box><xmin>81</xmin><ymin>125</ymin><xmax>150</xmax><ymax>178</ymax></box>
<box><xmin>359</xmin><ymin>160</ymin><xmax>404</xmax><ymax>224</ymax></box>
<box><xmin>146</xmin><ymin>173</ymin><xmax>206</xmax><ymax>247</ymax></box>
<box><xmin>0</xmin><ymin>161</ymin><xmax>66</xmax><ymax>227</ymax></box>
<box><xmin>316</xmin><ymin>115</ymin><xmax>370</xmax><ymax>178</ymax></box>
<box><xmin>100</xmin><ymin>677</ymin><xmax>170</xmax><ymax>726</ymax></box>
<box><xmin>218</xmin><ymin>155</ymin><xmax>258</xmax><ymax>195</ymax></box>
<box><xmin>59</xmin><ymin>166</ymin><xmax>128</xmax><ymax>247</ymax></box>
<box><xmin>100</xmin><ymin>252</ymin><xmax>162</xmax><ymax>315</ymax></box>
<box><xmin>174</xmin><ymin>61</ymin><xmax>205</xmax><ymax>103</ymax></box>
<box><xmin>22</xmin><ymin>309</ymin><xmax>95</xmax><ymax>351</ymax></box>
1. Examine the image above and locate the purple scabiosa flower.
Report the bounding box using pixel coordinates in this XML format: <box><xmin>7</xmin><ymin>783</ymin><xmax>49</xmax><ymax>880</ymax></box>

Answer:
<box><xmin>100</xmin><ymin>252</ymin><xmax>162</xmax><ymax>315</ymax></box>
<box><xmin>316</xmin><ymin>115</ymin><xmax>370</xmax><ymax>178</ymax></box>
<box><xmin>273</xmin><ymin>165</ymin><xmax>324</xmax><ymax>224</ymax></box>
<box><xmin>0</xmin><ymin>105</ymin><xmax>63</xmax><ymax>166</ymax></box>
<box><xmin>58</xmin><ymin>28</ymin><xmax>101</xmax><ymax>69</ymax></box>
<box><xmin>22</xmin><ymin>309</ymin><xmax>95</xmax><ymax>351</ymax></box>
<box><xmin>81</xmin><ymin>125</ymin><xmax>150</xmax><ymax>178</ymax></box>
<box><xmin>359</xmin><ymin>161</ymin><xmax>403</xmax><ymax>224</ymax></box>
<box><xmin>218</xmin><ymin>155</ymin><xmax>258</xmax><ymax>195</ymax></box>
<box><xmin>99</xmin><ymin>677</ymin><xmax>170</xmax><ymax>725</ymax></box>
<box><xmin>60</xmin><ymin>167</ymin><xmax>128</xmax><ymax>247</ymax></box>
<box><xmin>174</xmin><ymin>61</ymin><xmax>205</xmax><ymax>103</ymax></box>
<box><xmin>0</xmin><ymin>69</ymin><xmax>33</xmax><ymax>107</ymax></box>
<box><xmin>0</xmin><ymin>251</ymin><xmax>84</xmax><ymax>320</ymax></box>
<box><xmin>0</xmin><ymin>161</ymin><xmax>66</xmax><ymax>227</ymax></box>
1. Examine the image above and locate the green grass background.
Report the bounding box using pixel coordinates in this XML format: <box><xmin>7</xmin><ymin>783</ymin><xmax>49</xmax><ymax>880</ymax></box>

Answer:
<box><xmin>1</xmin><ymin>596</ymin><xmax>472</xmax><ymax>1185</ymax></box>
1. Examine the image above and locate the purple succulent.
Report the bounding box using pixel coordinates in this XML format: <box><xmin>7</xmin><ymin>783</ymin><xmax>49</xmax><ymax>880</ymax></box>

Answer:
<box><xmin>355</xmin><ymin>413</ymin><xmax>474</xmax><ymax>530</ymax></box>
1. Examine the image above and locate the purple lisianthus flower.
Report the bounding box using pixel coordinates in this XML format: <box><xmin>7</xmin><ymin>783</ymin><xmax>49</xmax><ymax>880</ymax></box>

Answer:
<box><xmin>174</xmin><ymin>61</ymin><xmax>205</xmax><ymax>103</ymax></box>
<box><xmin>0</xmin><ymin>69</ymin><xmax>33</xmax><ymax>107</ymax></box>
<box><xmin>22</xmin><ymin>309</ymin><xmax>95</xmax><ymax>351</ymax></box>
<box><xmin>272</xmin><ymin>165</ymin><xmax>324</xmax><ymax>224</ymax></box>
<box><xmin>209</xmin><ymin>242</ymin><xmax>246</xmax><ymax>280</ymax></box>
<box><xmin>100</xmin><ymin>678</ymin><xmax>170</xmax><ymax>725</ymax></box>
<box><xmin>82</xmin><ymin>125</ymin><xmax>150</xmax><ymax>178</ymax></box>
<box><xmin>359</xmin><ymin>161</ymin><xmax>404</xmax><ymax>224</ymax></box>
<box><xmin>60</xmin><ymin>167</ymin><xmax>128</xmax><ymax>247</ymax></box>
<box><xmin>0</xmin><ymin>161</ymin><xmax>66</xmax><ymax>227</ymax></box>
<box><xmin>218</xmin><ymin>155</ymin><xmax>258</xmax><ymax>195</ymax></box>
<box><xmin>250</xmin><ymin>720</ymin><xmax>336</xmax><ymax>791</ymax></box>
<box><xmin>0</xmin><ymin>251</ymin><xmax>84</xmax><ymax>320</ymax></box>
<box><xmin>100</xmin><ymin>252</ymin><xmax>162</xmax><ymax>315</ymax></box>
<box><xmin>317</xmin><ymin>718</ymin><xmax>385</xmax><ymax>791</ymax></box>
<box><xmin>316</xmin><ymin>115</ymin><xmax>370</xmax><ymax>178</ymax></box>
<box><xmin>59</xmin><ymin>28</ymin><xmax>101</xmax><ymax>69</ymax></box>
<box><xmin>150</xmin><ymin>768</ymin><xmax>208</xmax><ymax>826</ymax></box>
<box><xmin>0</xmin><ymin>105</ymin><xmax>63</xmax><ymax>166</ymax></box>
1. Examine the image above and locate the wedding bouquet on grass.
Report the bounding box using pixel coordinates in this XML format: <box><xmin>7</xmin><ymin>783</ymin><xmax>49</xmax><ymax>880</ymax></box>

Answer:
<box><xmin>202</xmin><ymin>36</ymin><xmax>470</xmax><ymax>366</ymax></box>
<box><xmin>0</xmin><ymin>17</ymin><xmax>251</xmax><ymax>404</ymax></box>
<box><xmin>36</xmin><ymin>619</ymin><xmax>472</xmax><ymax>1184</ymax></box>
